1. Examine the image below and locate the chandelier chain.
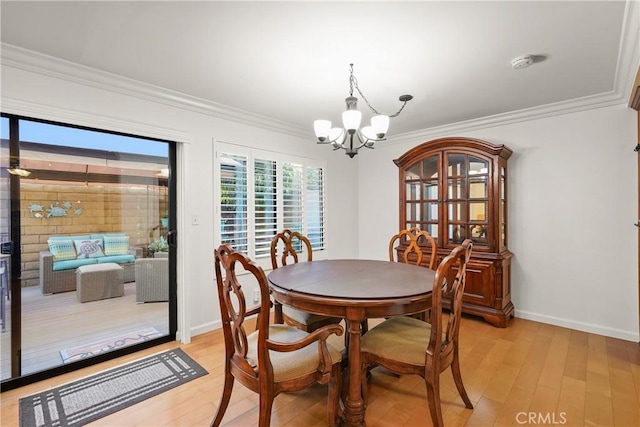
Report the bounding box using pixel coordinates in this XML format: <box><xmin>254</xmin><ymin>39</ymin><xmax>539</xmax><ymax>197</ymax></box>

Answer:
<box><xmin>349</xmin><ymin>65</ymin><xmax>410</xmax><ymax>118</ymax></box>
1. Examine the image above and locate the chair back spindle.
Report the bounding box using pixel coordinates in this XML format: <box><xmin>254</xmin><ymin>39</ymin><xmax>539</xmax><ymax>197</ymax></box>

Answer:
<box><xmin>389</xmin><ymin>227</ymin><xmax>437</xmax><ymax>270</ymax></box>
<box><xmin>270</xmin><ymin>229</ymin><xmax>312</xmax><ymax>269</ymax></box>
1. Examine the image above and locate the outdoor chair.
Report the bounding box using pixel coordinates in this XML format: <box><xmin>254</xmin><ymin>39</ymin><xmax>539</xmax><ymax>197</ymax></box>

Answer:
<box><xmin>212</xmin><ymin>244</ymin><xmax>344</xmax><ymax>427</ymax></box>
<box><xmin>360</xmin><ymin>239</ymin><xmax>474</xmax><ymax>427</ymax></box>
<box><xmin>135</xmin><ymin>257</ymin><xmax>168</xmax><ymax>302</ymax></box>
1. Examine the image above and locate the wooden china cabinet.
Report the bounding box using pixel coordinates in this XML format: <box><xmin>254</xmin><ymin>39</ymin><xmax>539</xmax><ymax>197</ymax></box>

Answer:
<box><xmin>394</xmin><ymin>137</ymin><xmax>514</xmax><ymax>327</ymax></box>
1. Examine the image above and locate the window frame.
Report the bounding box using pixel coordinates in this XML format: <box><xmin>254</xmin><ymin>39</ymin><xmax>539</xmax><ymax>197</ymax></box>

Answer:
<box><xmin>214</xmin><ymin>142</ymin><xmax>327</xmax><ymax>270</ymax></box>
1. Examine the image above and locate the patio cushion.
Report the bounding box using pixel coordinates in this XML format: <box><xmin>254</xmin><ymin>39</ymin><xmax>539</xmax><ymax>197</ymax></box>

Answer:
<box><xmin>90</xmin><ymin>233</ymin><xmax>126</xmax><ymax>240</ymax></box>
<box><xmin>52</xmin><ymin>258</ymin><xmax>97</xmax><ymax>271</ymax></box>
<box><xmin>73</xmin><ymin>239</ymin><xmax>105</xmax><ymax>259</ymax></box>
<box><xmin>96</xmin><ymin>254</ymin><xmax>135</xmax><ymax>264</ymax></box>
<box><xmin>103</xmin><ymin>235</ymin><xmax>130</xmax><ymax>256</ymax></box>
<box><xmin>49</xmin><ymin>235</ymin><xmax>91</xmax><ymax>242</ymax></box>
<box><xmin>47</xmin><ymin>239</ymin><xmax>77</xmax><ymax>261</ymax></box>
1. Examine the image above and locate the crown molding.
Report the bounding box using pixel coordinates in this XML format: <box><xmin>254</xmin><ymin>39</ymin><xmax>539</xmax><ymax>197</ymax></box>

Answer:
<box><xmin>0</xmin><ymin>43</ymin><xmax>310</xmax><ymax>140</ymax></box>
<box><xmin>616</xmin><ymin>0</ymin><xmax>640</xmax><ymax>103</ymax></box>
<box><xmin>387</xmin><ymin>90</ymin><xmax>625</xmax><ymax>146</ymax></box>
<box><xmin>2</xmin><ymin>0</ymin><xmax>638</xmax><ymax>146</ymax></box>
<box><xmin>389</xmin><ymin>0</ymin><xmax>639</xmax><ymax>146</ymax></box>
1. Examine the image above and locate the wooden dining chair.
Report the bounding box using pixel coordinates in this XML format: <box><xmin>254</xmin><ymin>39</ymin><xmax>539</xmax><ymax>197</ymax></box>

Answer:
<box><xmin>389</xmin><ymin>227</ymin><xmax>437</xmax><ymax>322</ymax></box>
<box><xmin>270</xmin><ymin>229</ymin><xmax>342</xmax><ymax>332</ymax></box>
<box><xmin>388</xmin><ymin>226</ymin><xmax>437</xmax><ymax>269</ymax></box>
<box><xmin>360</xmin><ymin>239</ymin><xmax>474</xmax><ymax>427</ymax></box>
<box><xmin>212</xmin><ymin>244</ymin><xmax>344</xmax><ymax>427</ymax></box>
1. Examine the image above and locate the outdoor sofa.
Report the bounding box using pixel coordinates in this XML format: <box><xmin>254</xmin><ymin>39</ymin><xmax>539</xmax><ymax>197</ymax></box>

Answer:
<box><xmin>39</xmin><ymin>233</ymin><xmax>142</xmax><ymax>294</ymax></box>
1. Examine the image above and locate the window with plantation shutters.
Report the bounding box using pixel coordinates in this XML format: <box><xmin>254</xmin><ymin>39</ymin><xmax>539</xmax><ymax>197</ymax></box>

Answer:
<box><xmin>216</xmin><ymin>143</ymin><xmax>326</xmax><ymax>266</ymax></box>
<box><xmin>283</xmin><ymin>162</ymin><xmax>303</xmax><ymax>234</ymax></box>
<box><xmin>254</xmin><ymin>158</ymin><xmax>277</xmax><ymax>258</ymax></box>
<box><xmin>306</xmin><ymin>166</ymin><xmax>325</xmax><ymax>251</ymax></box>
<box><xmin>220</xmin><ymin>153</ymin><xmax>248</xmax><ymax>254</ymax></box>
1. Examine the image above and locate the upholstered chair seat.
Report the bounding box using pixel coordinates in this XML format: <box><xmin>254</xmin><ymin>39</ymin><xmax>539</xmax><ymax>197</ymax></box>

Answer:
<box><xmin>280</xmin><ymin>307</ymin><xmax>338</xmax><ymax>331</ymax></box>
<box><xmin>246</xmin><ymin>324</ymin><xmax>342</xmax><ymax>382</ymax></box>
<box><xmin>360</xmin><ymin>316</ymin><xmax>446</xmax><ymax>366</ymax></box>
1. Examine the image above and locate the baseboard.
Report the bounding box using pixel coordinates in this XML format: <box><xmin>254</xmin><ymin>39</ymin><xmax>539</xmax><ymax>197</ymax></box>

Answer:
<box><xmin>515</xmin><ymin>310</ymin><xmax>639</xmax><ymax>342</ymax></box>
<box><xmin>191</xmin><ymin>312</ymin><xmax>640</xmax><ymax>343</ymax></box>
<box><xmin>190</xmin><ymin>320</ymin><xmax>222</xmax><ymax>338</ymax></box>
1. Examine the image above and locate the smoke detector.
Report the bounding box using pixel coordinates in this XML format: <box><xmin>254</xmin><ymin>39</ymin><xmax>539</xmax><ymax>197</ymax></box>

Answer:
<box><xmin>511</xmin><ymin>55</ymin><xmax>534</xmax><ymax>70</ymax></box>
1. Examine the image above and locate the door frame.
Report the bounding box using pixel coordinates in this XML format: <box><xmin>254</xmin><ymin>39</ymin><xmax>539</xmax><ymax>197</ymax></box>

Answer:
<box><xmin>630</xmin><ymin>67</ymin><xmax>640</xmax><ymax>343</ymax></box>
<box><xmin>0</xmin><ymin>113</ymin><xmax>179</xmax><ymax>391</ymax></box>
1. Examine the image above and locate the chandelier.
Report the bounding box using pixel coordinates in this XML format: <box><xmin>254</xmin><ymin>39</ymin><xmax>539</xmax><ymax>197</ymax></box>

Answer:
<box><xmin>313</xmin><ymin>64</ymin><xmax>413</xmax><ymax>158</ymax></box>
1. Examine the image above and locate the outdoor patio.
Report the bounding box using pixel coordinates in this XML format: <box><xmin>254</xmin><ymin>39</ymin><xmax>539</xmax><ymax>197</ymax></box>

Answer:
<box><xmin>0</xmin><ymin>281</ymin><xmax>168</xmax><ymax>380</ymax></box>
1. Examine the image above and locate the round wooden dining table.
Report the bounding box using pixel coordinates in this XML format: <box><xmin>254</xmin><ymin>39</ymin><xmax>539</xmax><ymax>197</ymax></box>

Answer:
<box><xmin>268</xmin><ymin>259</ymin><xmax>435</xmax><ymax>427</ymax></box>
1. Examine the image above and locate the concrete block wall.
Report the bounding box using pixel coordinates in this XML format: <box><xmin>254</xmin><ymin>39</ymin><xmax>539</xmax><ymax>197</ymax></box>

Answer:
<box><xmin>18</xmin><ymin>181</ymin><xmax>168</xmax><ymax>287</ymax></box>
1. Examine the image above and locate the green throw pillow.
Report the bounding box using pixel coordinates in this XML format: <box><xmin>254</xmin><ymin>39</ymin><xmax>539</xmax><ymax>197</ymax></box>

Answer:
<box><xmin>103</xmin><ymin>235</ymin><xmax>130</xmax><ymax>256</ymax></box>
<box><xmin>48</xmin><ymin>239</ymin><xmax>77</xmax><ymax>261</ymax></box>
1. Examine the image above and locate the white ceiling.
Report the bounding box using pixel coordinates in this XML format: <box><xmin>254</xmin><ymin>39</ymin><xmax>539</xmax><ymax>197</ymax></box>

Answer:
<box><xmin>0</xmin><ymin>1</ymin><xmax>634</xmax><ymax>138</ymax></box>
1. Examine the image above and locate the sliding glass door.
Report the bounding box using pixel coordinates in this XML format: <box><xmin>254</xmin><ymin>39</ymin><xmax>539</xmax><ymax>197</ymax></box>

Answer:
<box><xmin>1</xmin><ymin>114</ymin><xmax>177</xmax><ymax>390</ymax></box>
<box><xmin>0</xmin><ymin>115</ymin><xmax>17</xmax><ymax>381</ymax></box>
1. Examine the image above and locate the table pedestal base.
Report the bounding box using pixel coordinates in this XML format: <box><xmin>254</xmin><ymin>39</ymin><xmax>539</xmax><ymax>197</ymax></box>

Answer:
<box><xmin>342</xmin><ymin>317</ymin><xmax>366</xmax><ymax>427</ymax></box>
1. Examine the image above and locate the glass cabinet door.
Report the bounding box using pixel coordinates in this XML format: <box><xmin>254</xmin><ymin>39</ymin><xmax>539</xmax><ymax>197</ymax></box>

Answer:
<box><xmin>403</xmin><ymin>154</ymin><xmax>440</xmax><ymax>241</ymax></box>
<box><xmin>402</xmin><ymin>151</ymin><xmax>492</xmax><ymax>247</ymax></box>
<box><xmin>445</xmin><ymin>153</ymin><xmax>489</xmax><ymax>247</ymax></box>
<box><xmin>499</xmin><ymin>164</ymin><xmax>507</xmax><ymax>249</ymax></box>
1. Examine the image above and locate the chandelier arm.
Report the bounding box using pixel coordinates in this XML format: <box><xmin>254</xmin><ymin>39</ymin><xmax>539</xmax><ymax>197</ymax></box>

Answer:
<box><xmin>354</xmin><ymin>134</ymin><xmax>368</xmax><ymax>151</ymax></box>
<box><xmin>324</xmin><ymin>131</ymin><xmax>347</xmax><ymax>151</ymax></box>
<box><xmin>355</xmin><ymin>130</ymin><xmax>381</xmax><ymax>149</ymax></box>
<box><xmin>315</xmin><ymin>130</ymin><xmax>347</xmax><ymax>146</ymax></box>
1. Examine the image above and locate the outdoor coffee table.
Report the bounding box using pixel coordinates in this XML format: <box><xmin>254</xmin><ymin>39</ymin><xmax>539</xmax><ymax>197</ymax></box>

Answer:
<box><xmin>76</xmin><ymin>263</ymin><xmax>124</xmax><ymax>303</ymax></box>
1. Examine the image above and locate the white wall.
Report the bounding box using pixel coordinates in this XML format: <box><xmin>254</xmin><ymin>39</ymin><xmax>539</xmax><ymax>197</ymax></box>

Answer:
<box><xmin>3</xmin><ymin>51</ymin><xmax>638</xmax><ymax>343</ymax></box>
<box><xmin>358</xmin><ymin>104</ymin><xmax>639</xmax><ymax>341</ymax></box>
<box><xmin>1</xmin><ymin>62</ymin><xmax>360</xmax><ymax>340</ymax></box>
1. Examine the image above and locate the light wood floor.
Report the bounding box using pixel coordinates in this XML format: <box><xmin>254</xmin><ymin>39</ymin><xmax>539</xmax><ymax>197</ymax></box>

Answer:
<box><xmin>1</xmin><ymin>282</ymin><xmax>168</xmax><ymax>379</ymax></box>
<box><xmin>1</xmin><ymin>315</ymin><xmax>639</xmax><ymax>427</ymax></box>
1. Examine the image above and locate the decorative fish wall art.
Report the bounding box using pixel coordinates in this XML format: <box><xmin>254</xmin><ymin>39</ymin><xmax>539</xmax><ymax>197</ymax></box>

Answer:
<box><xmin>29</xmin><ymin>201</ymin><xmax>83</xmax><ymax>218</ymax></box>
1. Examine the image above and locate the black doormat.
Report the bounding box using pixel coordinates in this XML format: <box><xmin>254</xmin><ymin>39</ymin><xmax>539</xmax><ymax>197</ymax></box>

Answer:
<box><xmin>19</xmin><ymin>348</ymin><xmax>208</xmax><ymax>427</ymax></box>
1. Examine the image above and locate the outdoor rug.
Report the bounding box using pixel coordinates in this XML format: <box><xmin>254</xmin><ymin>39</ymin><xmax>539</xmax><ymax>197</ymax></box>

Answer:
<box><xmin>19</xmin><ymin>348</ymin><xmax>208</xmax><ymax>427</ymax></box>
<box><xmin>60</xmin><ymin>327</ymin><xmax>163</xmax><ymax>363</ymax></box>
